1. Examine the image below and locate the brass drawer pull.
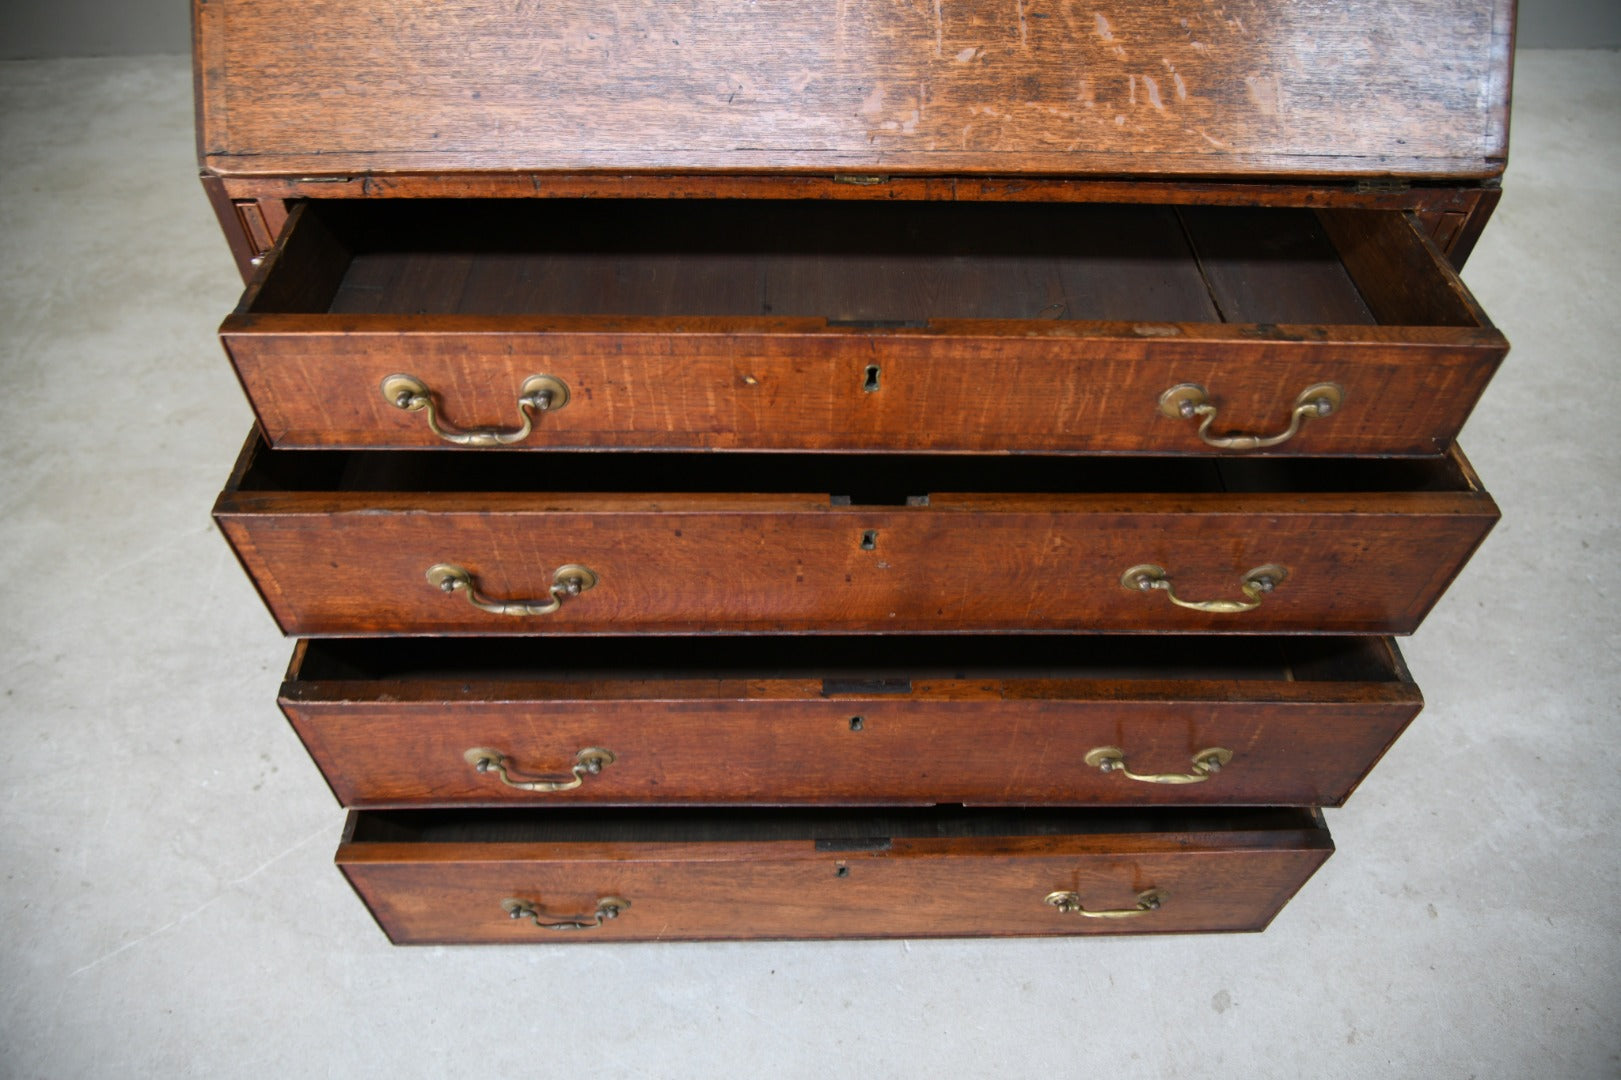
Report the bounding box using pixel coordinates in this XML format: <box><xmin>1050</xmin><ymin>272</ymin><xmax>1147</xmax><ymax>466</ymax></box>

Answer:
<box><xmin>382</xmin><ymin>372</ymin><xmax>569</xmax><ymax>446</ymax></box>
<box><xmin>427</xmin><ymin>563</ymin><xmax>598</xmax><ymax>616</ymax></box>
<box><xmin>503</xmin><ymin>896</ymin><xmax>629</xmax><ymax>931</ymax></box>
<box><xmin>1121</xmin><ymin>563</ymin><xmax>1287</xmax><ymax>613</ymax></box>
<box><xmin>465</xmin><ymin>747</ymin><xmax>615</xmax><ymax>792</ymax></box>
<box><xmin>1159</xmin><ymin>382</ymin><xmax>1343</xmax><ymax>450</ymax></box>
<box><xmin>1045</xmin><ymin>888</ymin><xmax>1165</xmax><ymax>919</ymax></box>
<box><xmin>1085</xmin><ymin>746</ymin><xmax>1233</xmax><ymax>784</ymax></box>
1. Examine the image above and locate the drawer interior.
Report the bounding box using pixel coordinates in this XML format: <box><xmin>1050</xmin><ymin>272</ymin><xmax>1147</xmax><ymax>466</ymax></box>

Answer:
<box><xmin>233</xmin><ymin>436</ymin><xmax>1483</xmax><ymax>499</ymax></box>
<box><xmin>347</xmin><ymin>805</ymin><xmax>1324</xmax><ymax>846</ymax></box>
<box><xmin>292</xmin><ymin>634</ymin><xmax>1407</xmax><ymax>686</ymax></box>
<box><xmin>247</xmin><ymin>199</ymin><xmax>1483</xmax><ymax>329</ymax></box>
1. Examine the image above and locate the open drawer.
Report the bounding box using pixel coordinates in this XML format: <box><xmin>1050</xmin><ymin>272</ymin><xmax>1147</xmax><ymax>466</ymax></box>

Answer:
<box><xmin>337</xmin><ymin>805</ymin><xmax>1333</xmax><ymax>943</ymax></box>
<box><xmin>224</xmin><ymin>199</ymin><xmax>1506</xmax><ymax>456</ymax></box>
<box><xmin>216</xmin><ymin>431</ymin><xmax>1498</xmax><ymax>636</ymax></box>
<box><xmin>285</xmin><ymin>635</ymin><xmax>1421</xmax><ymax>809</ymax></box>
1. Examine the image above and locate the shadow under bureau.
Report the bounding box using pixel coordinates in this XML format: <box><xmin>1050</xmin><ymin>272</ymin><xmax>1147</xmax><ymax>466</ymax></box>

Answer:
<box><xmin>196</xmin><ymin>0</ymin><xmax>1513</xmax><ymax>942</ymax></box>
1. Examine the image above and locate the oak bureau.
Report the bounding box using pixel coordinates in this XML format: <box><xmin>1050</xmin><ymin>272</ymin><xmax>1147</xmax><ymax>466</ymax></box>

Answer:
<box><xmin>196</xmin><ymin>0</ymin><xmax>1513</xmax><ymax>942</ymax></box>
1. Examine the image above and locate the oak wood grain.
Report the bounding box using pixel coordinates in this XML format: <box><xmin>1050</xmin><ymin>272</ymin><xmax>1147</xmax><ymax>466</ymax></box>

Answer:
<box><xmin>213</xmin><ymin>434</ymin><xmax>1499</xmax><ymax>636</ymax></box>
<box><xmin>195</xmin><ymin>0</ymin><xmax>1513</xmax><ymax>179</ymax></box>
<box><xmin>284</xmin><ymin>635</ymin><xmax>1420</xmax><ymax>808</ymax></box>
<box><xmin>1315</xmin><ymin>208</ymin><xmax>1493</xmax><ymax>327</ymax></box>
<box><xmin>211</xmin><ymin>173</ymin><xmax>1501</xmax><ymax>212</ymax></box>
<box><xmin>225</xmin><ymin>319</ymin><xmax>1506</xmax><ymax>455</ymax></box>
<box><xmin>222</xmin><ymin>200</ymin><xmax>1506</xmax><ymax>455</ymax></box>
<box><xmin>337</xmin><ymin>807</ymin><xmax>1333</xmax><ymax>942</ymax></box>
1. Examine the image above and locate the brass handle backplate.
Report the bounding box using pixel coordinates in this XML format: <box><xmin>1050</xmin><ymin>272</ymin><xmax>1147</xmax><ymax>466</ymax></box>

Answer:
<box><xmin>1045</xmin><ymin>888</ymin><xmax>1165</xmax><ymax>919</ymax></box>
<box><xmin>382</xmin><ymin>372</ymin><xmax>569</xmax><ymax>446</ymax></box>
<box><xmin>1121</xmin><ymin>563</ymin><xmax>1287</xmax><ymax>613</ymax></box>
<box><xmin>1160</xmin><ymin>382</ymin><xmax>1343</xmax><ymax>450</ymax></box>
<box><xmin>465</xmin><ymin>747</ymin><xmax>615</xmax><ymax>792</ymax></box>
<box><xmin>503</xmin><ymin>896</ymin><xmax>629</xmax><ymax>931</ymax></box>
<box><xmin>427</xmin><ymin>563</ymin><xmax>598</xmax><ymax>617</ymax></box>
<box><xmin>1085</xmin><ymin>746</ymin><xmax>1233</xmax><ymax>784</ymax></box>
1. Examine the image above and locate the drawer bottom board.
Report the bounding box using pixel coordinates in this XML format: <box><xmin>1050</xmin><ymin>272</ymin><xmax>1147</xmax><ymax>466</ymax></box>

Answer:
<box><xmin>338</xmin><ymin>806</ymin><xmax>1332</xmax><ymax>943</ymax></box>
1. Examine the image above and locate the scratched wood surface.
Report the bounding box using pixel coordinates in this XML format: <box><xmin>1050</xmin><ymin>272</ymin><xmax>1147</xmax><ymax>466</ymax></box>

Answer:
<box><xmin>194</xmin><ymin>0</ymin><xmax>1514</xmax><ymax>178</ymax></box>
<box><xmin>283</xmin><ymin>635</ymin><xmax>1420</xmax><ymax>808</ymax></box>
<box><xmin>337</xmin><ymin>807</ymin><xmax>1333</xmax><ymax>941</ymax></box>
<box><xmin>213</xmin><ymin>433</ymin><xmax>1499</xmax><ymax>637</ymax></box>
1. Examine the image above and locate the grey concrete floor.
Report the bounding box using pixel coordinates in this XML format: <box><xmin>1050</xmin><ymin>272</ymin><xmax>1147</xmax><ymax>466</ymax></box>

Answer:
<box><xmin>1</xmin><ymin>50</ymin><xmax>1617</xmax><ymax>1080</ymax></box>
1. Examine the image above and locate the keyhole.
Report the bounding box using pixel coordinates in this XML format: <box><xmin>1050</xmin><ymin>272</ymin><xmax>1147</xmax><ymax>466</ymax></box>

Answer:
<box><xmin>864</xmin><ymin>365</ymin><xmax>881</xmax><ymax>393</ymax></box>
<box><xmin>849</xmin><ymin>716</ymin><xmax>865</xmax><ymax>731</ymax></box>
<box><xmin>860</xmin><ymin>530</ymin><xmax>878</xmax><ymax>550</ymax></box>
<box><xmin>835</xmin><ymin>864</ymin><xmax>850</xmax><ymax>878</ymax></box>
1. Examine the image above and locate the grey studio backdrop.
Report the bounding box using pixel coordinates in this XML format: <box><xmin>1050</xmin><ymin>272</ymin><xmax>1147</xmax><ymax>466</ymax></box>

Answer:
<box><xmin>2</xmin><ymin>0</ymin><xmax>1619</xmax><ymax>58</ymax></box>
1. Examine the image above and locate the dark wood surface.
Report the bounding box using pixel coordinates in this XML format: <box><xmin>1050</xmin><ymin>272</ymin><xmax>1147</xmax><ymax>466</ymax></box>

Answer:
<box><xmin>195</xmin><ymin>0</ymin><xmax>1513</xmax><ymax>178</ymax></box>
<box><xmin>337</xmin><ymin>806</ymin><xmax>1333</xmax><ymax>942</ymax></box>
<box><xmin>338</xmin><ymin>804</ymin><xmax>1329</xmax><ymax>940</ymax></box>
<box><xmin>224</xmin><ymin>201</ymin><xmax>1506</xmax><ymax>454</ymax></box>
<box><xmin>321</xmin><ymin>201</ymin><xmax>1229</xmax><ymax>322</ymax></box>
<box><xmin>214</xmin><ymin>433</ymin><xmax>1498</xmax><ymax>636</ymax></box>
<box><xmin>284</xmin><ymin>635</ymin><xmax>1419</xmax><ymax>808</ymax></box>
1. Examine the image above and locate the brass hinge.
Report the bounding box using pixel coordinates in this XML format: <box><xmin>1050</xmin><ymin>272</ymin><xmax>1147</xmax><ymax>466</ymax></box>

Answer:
<box><xmin>833</xmin><ymin>174</ymin><xmax>890</xmax><ymax>186</ymax></box>
<box><xmin>1352</xmin><ymin>178</ymin><xmax>1412</xmax><ymax>194</ymax></box>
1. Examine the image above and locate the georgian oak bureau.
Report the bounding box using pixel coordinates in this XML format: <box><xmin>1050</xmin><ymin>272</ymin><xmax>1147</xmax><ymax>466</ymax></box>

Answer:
<box><xmin>196</xmin><ymin>0</ymin><xmax>1513</xmax><ymax>942</ymax></box>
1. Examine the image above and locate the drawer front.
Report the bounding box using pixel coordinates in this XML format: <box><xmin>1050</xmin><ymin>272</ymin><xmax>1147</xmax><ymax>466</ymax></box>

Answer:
<box><xmin>225</xmin><ymin>200</ymin><xmax>1504</xmax><ymax>456</ymax></box>
<box><xmin>217</xmin><ymin>438</ymin><xmax>1498</xmax><ymax>637</ymax></box>
<box><xmin>285</xmin><ymin>637</ymin><xmax>1421</xmax><ymax>809</ymax></box>
<box><xmin>338</xmin><ymin>808</ymin><xmax>1333</xmax><ymax>943</ymax></box>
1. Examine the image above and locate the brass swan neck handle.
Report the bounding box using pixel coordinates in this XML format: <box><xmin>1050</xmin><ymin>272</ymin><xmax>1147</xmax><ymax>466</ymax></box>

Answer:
<box><xmin>382</xmin><ymin>372</ymin><xmax>570</xmax><ymax>446</ymax></box>
<box><xmin>427</xmin><ymin>563</ymin><xmax>598</xmax><ymax>617</ymax></box>
<box><xmin>464</xmin><ymin>747</ymin><xmax>616</xmax><ymax>792</ymax></box>
<box><xmin>1121</xmin><ymin>563</ymin><xmax>1287</xmax><ymax>614</ymax></box>
<box><xmin>1045</xmin><ymin>889</ymin><xmax>1166</xmax><ymax>919</ymax></box>
<box><xmin>1160</xmin><ymin>382</ymin><xmax>1343</xmax><ymax>450</ymax></box>
<box><xmin>1085</xmin><ymin>746</ymin><xmax>1233</xmax><ymax>784</ymax></box>
<box><xmin>503</xmin><ymin>897</ymin><xmax>629</xmax><ymax>931</ymax></box>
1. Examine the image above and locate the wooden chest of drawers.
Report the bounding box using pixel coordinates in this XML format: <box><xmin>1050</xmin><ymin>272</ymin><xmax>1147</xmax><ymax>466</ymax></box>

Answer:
<box><xmin>196</xmin><ymin>0</ymin><xmax>1514</xmax><ymax>942</ymax></box>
